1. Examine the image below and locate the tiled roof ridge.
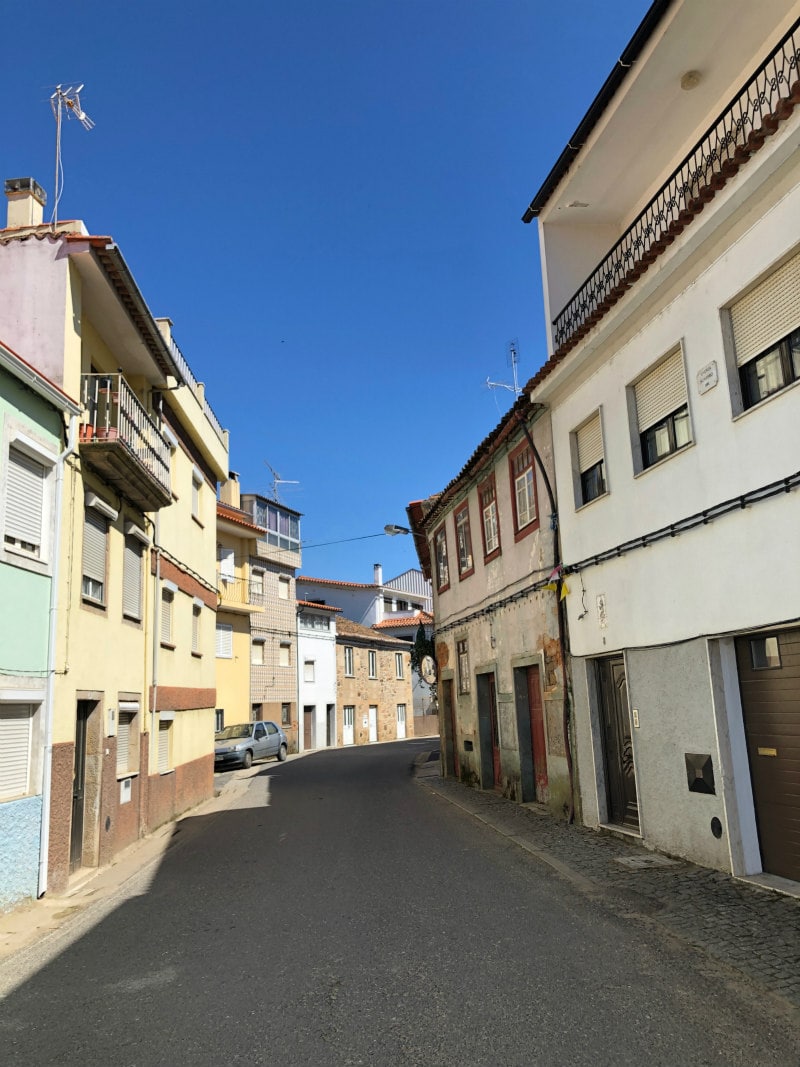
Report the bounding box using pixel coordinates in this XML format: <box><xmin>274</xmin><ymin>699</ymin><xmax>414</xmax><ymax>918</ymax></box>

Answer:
<box><xmin>297</xmin><ymin>600</ymin><xmax>343</xmax><ymax>612</ymax></box>
<box><xmin>216</xmin><ymin>501</ymin><xmax>265</xmax><ymax>533</ymax></box>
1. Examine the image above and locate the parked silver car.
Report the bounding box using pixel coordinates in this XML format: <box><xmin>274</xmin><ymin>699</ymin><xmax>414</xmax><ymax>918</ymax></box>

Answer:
<box><xmin>214</xmin><ymin>721</ymin><xmax>288</xmax><ymax>769</ymax></box>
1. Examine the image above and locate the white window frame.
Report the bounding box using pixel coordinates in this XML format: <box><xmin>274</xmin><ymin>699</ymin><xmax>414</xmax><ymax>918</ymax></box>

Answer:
<box><xmin>0</xmin><ymin>701</ymin><xmax>38</xmax><ymax>801</ymax></box>
<box><xmin>3</xmin><ymin>432</ymin><xmax>57</xmax><ymax>567</ymax></box>
<box><xmin>218</xmin><ymin>545</ymin><xmax>235</xmax><ymax>583</ymax></box>
<box><xmin>278</xmin><ymin>575</ymin><xmax>291</xmax><ymax>601</ymax></box>
<box><xmin>279</xmin><ymin>642</ymin><xmax>291</xmax><ymax>668</ymax></box>
<box><xmin>368</xmin><ymin>649</ymin><xmax>377</xmax><ymax>679</ymax></box>
<box><xmin>82</xmin><ymin>505</ymin><xmax>112</xmax><ymax>606</ymax></box>
<box><xmin>158</xmin><ymin>716</ymin><xmax>173</xmax><ymax>774</ymax></box>
<box><xmin>304</xmin><ymin>659</ymin><xmax>315</xmax><ymax>683</ymax></box>
<box><xmin>395</xmin><ymin>652</ymin><xmax>404</xmax><ymax>679</ymax></box>
<box><xmin>251</xmin><ymin>639</ymin><xmax>265</xmax><ymax>666</ymax></box>
<box><xmin>161</xmin><ymin>581</ymin><xmax>177</xmax><ymax>646</ymax></box>
<box><xmin>116</xmin><ymin>701</ymin><xmax>140</xmax><ymax>776</ymax></box>
<box><xmin>251</xmin><ymin>568</ymin><xmax>264</xmax><ymax>597</ymax></box>
<box><xmin>344</xmin><ymin>645</ymin><xmax>354</xmax><ymax>676</ymax></box>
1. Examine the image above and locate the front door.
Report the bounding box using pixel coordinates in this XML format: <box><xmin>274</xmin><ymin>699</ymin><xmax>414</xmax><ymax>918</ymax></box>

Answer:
<box><xmin>303</xmin><ymin>706</ymin><xmax>313</xmax><ymax>750</ymax></box>
<box><xmin>736</xmin><ymin>628</ymin><xmax>800</xmax><ymax>882</ymax></box>
<box><xmin>70</xmin><ymin>702</ymin><xmax>92</xmax><ymax>873</ymax></box>
<box><xmin>477</xmin><ymin>672</ymin><xmax>501</xmax><ymax>789</ymax></box>
<box><xmin>596</xmin><ymin>656</ymin><xmax>639</xmax><ymax>830</ymax></box>
<box><xmin>343</xmin><ymin>706</ymin><xmax>354</xmax><ymax>746</ymax></box>
<box><xmin>441</xmin><ymin>679</ymin><xmax>459</xmax><ymax>779</ymax></box>
<box><xmin>396</xmin><ymin>704</ymin><xmax>406</xmax><ymax>740</ymax></box>
<box><xmin>368</xmin><ymin>706</ymin><xmax>378</xmax><ymax>743</ymax></box>
<box><xmin>527</xmin><ymin>665</ymin><xmax>548</xmax><ymax>803</ymax></box>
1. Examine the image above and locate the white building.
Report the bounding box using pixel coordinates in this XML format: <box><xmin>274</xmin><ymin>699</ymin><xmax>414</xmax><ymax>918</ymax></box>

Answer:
<box><xmin>524</xmin><ymin>0</ymin><xmax>800</xmax><ymax>885</ymax></box>
<box><xmin>296</xmin><ymin>601</ymin><xmax>340</xmax><ymax>752</ymax></box>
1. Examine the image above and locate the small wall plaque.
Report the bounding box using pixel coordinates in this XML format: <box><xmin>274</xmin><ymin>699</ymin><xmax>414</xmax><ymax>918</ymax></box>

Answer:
<box><xmin>697</xmin><ymin>361</ymin><xmax>719</xmax><ymax>395</ymax></box>
<box><xmin>685</xmin><ymin>752</ymin><xmax>715</xmax><ymax>794</ymax></box>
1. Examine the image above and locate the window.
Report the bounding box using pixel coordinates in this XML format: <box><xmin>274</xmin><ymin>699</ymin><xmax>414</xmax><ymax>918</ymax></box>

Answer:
<box><xmin>395</xmin><ymin>652</ymin><xmax>404</xmax><ymax>679</ymax></box>
<box><xmin>250</xmin><ymin>499</ymin><xmax>302</xmax><ymax>553</ymax></box>
<box><xmin>304</xmin><ymin>660</ymin><xmax>315</xmax><ymax>683</ymax></box>
<box><xmin>278</xmin><ymin>575</ymin><xmax>291</xmax><ymax>600</ymax></box>
<box><xmin>5</xmin><ymin>444</ymin><xmax>49</xmax><ymax>559</ymax></box>
<box><xmin>750</xmin><ymin>636</ymin><xmax>781</xmax><ymax>670</ymax></box>
<box><xmin>251</xmin><ymin>640</ymin><xmax>265</xmax><ymax>666</ymax></box>
<box><xmin>218</xmin><ymin>545</ymin><xmax>235</xmax><ymax>583</ymax></box>
<box><xmin>299</xmin><ymin>613</ymin><xmax>330</xmax><ymax>631</ymax></box>
<box><xmin>158</xmin><ymin>718</ymin><xmax>172</xmax><ymax>774</ymax></box>
<box><xmin>509</xmin><ymin>442</ymin><xmax>537</xmax><ymax>535</ymax></box>
<box><xmin>479</xmin><ymin>475</ymin><xmax>500</xmax><ymax>558</ymax></box>
<box><xmin>368</xmin><ymin>650</ymin><xmax>377</xmax><ymax>678</ymax></box>
<box><xmin>457</xmin><ymin>638</ymin><xmax>470</xmax><ymax>694</ymax></box>
<box><xmin>397</xmin><ymin>599</ymin><xmax>409</xmax><ymax>611</ymax></box>
<box><xmin>434</xmin><ymin>525</ymin><xmax>449</xmax><ymax>591</ymax></box>
<box><xmin>216</xmin><ymin>622</ymin><xmax>233</xmax><ymax>658</ymax></box>
<box><xmin>731</xmin><ymin>249</ymin><xmax>800</xmax><ymax>409</ymax></box>
<box><xmin>574</xmin><ymin>411</ymin><xmax>606</xmax><ymax>506</ymax></box>
<box><xmin>116</xmin><ymin>705</ymin><xmax>138</xmax><ymax>775</ymax></box>
<box><xmin>215</xmin><ymin>708</ymin><xmax>224</xmax><ymax>732</ymax></box>
<box><xmin>191</xmin><ymin>603</ymin><xmax>202</xmax><ymax>654</ymax></box>
<box><xmin>122</xmin><ymin>535</ymin><xmax>144</xmax><ymax>621</ymax></box>
<box><xmin>279</xmin><ymin>642</ymin><xmax>291</xmax><ymax>667</ymax></box>
<box><xmin>454</xmin><ymin>504</ymin><xmax>474</xmax><ymax>578</ymax></box>
<box><xmin>251</xmin><ymin>569</ymin><xmax>264</xmax><ymax>597</ymax></box>
<box><xmin>281</xmin><ymin>703</ymin><xmax>291</xmax><ymax>725</ymax></box>
<box><xmin>633</xmin><ymin>349</ymin><xmax>691</xmax><ymax>469</ymax></box>
<box><xmin>161</xmin><ymin>586</ymin><xmax>175</xmax><ymax>646</ymax></box>
<box><xmin>82</xmin><ymin>508</ymin><xmax>109</xmax><ymax>605</ymax></box>
<box><xmin>191</xmin><ymin>468</ymin><xmax>203</xmax><ymax>520</ymax></box>
<box><xmin>344</xmin><ymin>646</ymin><xmax>354</xmax><ymax>676</ymax></box>
<box><xmin>0</xmin><ymin>704</ymin><xmax>34</xmax><ymax>800</ymax></box>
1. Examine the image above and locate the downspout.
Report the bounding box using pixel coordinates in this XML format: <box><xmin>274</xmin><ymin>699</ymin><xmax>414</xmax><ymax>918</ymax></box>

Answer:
<box><xmin>38</xmin><ymin>411</ymin><xmax>79</xmax><ymax>897</ymax></box>
<box><xmin>515</xmin><ymin>408</ymin><xmax>575</xmax><ymax>824</ymax></box>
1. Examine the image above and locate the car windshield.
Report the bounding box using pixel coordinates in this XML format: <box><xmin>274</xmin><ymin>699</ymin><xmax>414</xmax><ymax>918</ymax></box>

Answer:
<box><xmin>215</xmin><ymin>724</ymin><xmax>252</xmax><ymax>740</ymax></box>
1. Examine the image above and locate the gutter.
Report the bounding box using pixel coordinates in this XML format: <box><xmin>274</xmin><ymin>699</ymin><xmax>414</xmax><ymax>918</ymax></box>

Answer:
<box><xmin>521</xmin><ymin>0</ymin><xmax>673</xmax><ymax>222</ymax></box>
<box><xmin>38</xmin><ymin>410</ymin><xmax>80</xmax><ymax>897</ymax></box>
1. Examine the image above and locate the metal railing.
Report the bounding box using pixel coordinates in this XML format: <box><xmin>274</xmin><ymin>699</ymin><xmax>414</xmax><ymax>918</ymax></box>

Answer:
<box><xmin>167</xmin><ymin>335</ymin><xmax>226</xmax><ymax>445</ymax></box>
<box><xmin>217</xmin><ymin>572</ymin><xmax>263</xmax><ymax>605</ymax></box>
<box><xmin>552</xmin><ymin>19</ymin><xmax>800</xmax><ymax>354</ymax></box>
<box><xmin>80</xmin><ymin>374</ymin><xmax>171</xmax><ymax>495</ymax></box>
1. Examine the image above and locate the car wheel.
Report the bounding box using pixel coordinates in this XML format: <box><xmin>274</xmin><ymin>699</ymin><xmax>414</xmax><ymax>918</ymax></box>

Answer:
<box><xmin>277</xmin><ymin>743</ymin><xmax>287</xmax><ymax>762</ymax></box>
<box><xmin>241</xmin><ymin>750</ymin><xmax>253</xmax><ymax>769</ymax></box>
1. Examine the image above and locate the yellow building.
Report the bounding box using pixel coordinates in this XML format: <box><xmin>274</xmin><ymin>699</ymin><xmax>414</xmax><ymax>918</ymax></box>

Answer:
<box><xmin>0</xmin><ymin>178</ymin><xmax>228</xmax><ymax>892</ymax></box>
<box><xmin>215</xmin><ymin>475</ymin><xmax>266</xmax><ymax>730</ymax></box>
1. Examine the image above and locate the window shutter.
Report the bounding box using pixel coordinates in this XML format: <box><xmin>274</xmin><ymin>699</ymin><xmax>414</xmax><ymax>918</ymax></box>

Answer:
<box><xmin>122</xmin><ymin>536</ymin><xmax>142</xmax><ymax>619</ymax></box>
<box><xmin>161</xmin><ymin>591</ymin><xmax>173</xmax><ymax>644</ymax></box>
<box><xmin>6</xmin><ymin>448</ymin><xmax>45</xmax><ymax>552</ymax></box>
<box><xmin>117</xmin><ymin>711</ymin><xmax>133</xmax><ymax>773</ymax></box>
<box><xmin>158</xmin><ymin>721</ymin><xmax>170</xmax><ymax>773</ymax></box>
<box><xmin>576</xmin><ymin>412</ymin><xmax>604</xmax><ymax>472</ymax></box>
<box><xmin>216</xmin><ymin>623</ymin><xmax>233</xmax><ymax>658</ymax></box>
<box><xmin>83</xmin><ymin>509</ymin><xmax>107</xmax><ymax>586</ymax></box>
<box><xmin>0</xmin><ymin>705</ymin><xmax>32</xmax><ymax>799</ymax></box>
<box><xmin>634</xmin><ymin>350</ymin><xmax>687</xmax><ymax>432</ymax></box>
<box><xmin>731</xmin><ymin>249</ymin><xmax>800</xmax><ymax>366</ymax></box>
<box><xmin>219</xmin><ymin>546</ymin><xmax>234</xmax><ymax>581</ymax></box>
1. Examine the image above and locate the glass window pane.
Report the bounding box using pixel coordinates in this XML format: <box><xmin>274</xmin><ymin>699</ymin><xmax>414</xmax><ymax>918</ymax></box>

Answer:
<box><xmin>673</xmin><ymin>406</ymin><xmax>691</xmax><ymax>449</ymax></box>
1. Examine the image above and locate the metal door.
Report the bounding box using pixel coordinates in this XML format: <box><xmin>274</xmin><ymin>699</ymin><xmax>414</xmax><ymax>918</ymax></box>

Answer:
<box><xmin>368</xmin><ymin>706</ymin><xmax>378</xmax><ymax>743</ymax></box>
<box><xmin>596</xmin><ymin>656</ymin><xmax>639</xmax><ymax>830</ymax></box>
<box><xmin>736</xmin><ymin>628</ymin><xmax>800</xmax><ymax>882</ymax></box>
<box><xmin>70</xmin><ymin>702</ymin><xmax>91</xmax><ymax>873</ymax></box>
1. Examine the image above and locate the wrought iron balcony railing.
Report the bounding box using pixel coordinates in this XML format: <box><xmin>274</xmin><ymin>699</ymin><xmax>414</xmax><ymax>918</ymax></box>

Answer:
<box><xmin>79</xmin><ymin>374</ymin><xmax>172</xmax><ymax>511</ymax></box>
<box><xmin>217</xmin><ymin>572</ymin><xmax>264</xmax><ymax>609</ymax></box>
<box><xmin>550</xmin><ymin>18</ymin><xmax>800</xmax><ymax>360</ymax></box>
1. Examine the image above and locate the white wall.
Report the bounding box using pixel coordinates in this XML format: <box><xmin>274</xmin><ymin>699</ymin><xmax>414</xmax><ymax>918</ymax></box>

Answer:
<box><xmin>297</xmin><ymin>619</ymin><xmax>337</xmax><ymax>750</ymax></box>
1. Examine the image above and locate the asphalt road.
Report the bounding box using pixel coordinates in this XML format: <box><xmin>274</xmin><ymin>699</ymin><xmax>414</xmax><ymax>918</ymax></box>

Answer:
<box><xmin>1</xmin><ymin>740</ymin><xmax>799</xmax><ymax>1066</ymax></box>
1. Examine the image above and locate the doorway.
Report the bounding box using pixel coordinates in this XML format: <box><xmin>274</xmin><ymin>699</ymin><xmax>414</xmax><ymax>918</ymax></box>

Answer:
<box><xmin>326</xmin><ymin>705</ymin><xmax>335</xmax><ymax>747</ymax></box>
<box><xmin>476</xmin><ymin>672</ymin><xmax>501</xmax><ymax>790</ymax></box>
<box><xmin>70</xmin><ymin>701</ymin><xmax>93</xmax><ymax>873</ymax></box>
<box><xmin>514</xmin><ymin>664</ymin><xmax>548</xmax><ymax>803</ymax></box>
<box><xmin>596</xmin><ymin>656</ymin><xmax>639</xmax><ymax>830</ymax></box>
<box><xmin>368</xmin><ymin>706</ymin><xmax>378</xmax><ymax>743</ymax></box>
<box><xmin>303</xmin><ymin>706</ymin><xmax>314</xmax><ymax>750</ymax></box>
<box><xmin>440</xmin><ymin>679</ymin><xmax>459</xmax><ymax>779</ymax></box>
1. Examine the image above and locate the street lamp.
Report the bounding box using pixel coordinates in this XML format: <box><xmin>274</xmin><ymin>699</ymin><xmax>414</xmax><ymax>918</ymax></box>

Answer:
<box><xmin>383</xmin><ymin>524</ymin><xmax>411</xmax><ymax>536</ymax></box>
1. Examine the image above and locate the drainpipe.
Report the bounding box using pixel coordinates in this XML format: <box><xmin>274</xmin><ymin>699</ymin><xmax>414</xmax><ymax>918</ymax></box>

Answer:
<box><xmin>38</xmin><ymin>411</ymin><xmax>79</xmax><ymax>897</ymax></box>
<box><xmin>515</xmin><ymin>407</ymin><xmax>575</xmax><ymax>824</ymax></box>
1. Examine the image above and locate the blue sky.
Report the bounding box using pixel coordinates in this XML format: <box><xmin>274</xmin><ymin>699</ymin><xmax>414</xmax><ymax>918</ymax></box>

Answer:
<box><xmin>5</xmin><ymin>0</ymin><xmax>648</xmax><ymax>582</ymax></box>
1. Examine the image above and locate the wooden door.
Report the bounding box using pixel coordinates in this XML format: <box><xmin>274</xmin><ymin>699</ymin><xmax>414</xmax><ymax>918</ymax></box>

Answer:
<box><xmin>487</xmin><ymin>673</ymin><xmax>501</xmax><ymax>788</ymax></box>
<box><xmin>303</xmin><ymin>707</ymin><xmax>313</xmax><ymax>750</ymax></box>
<box><xmin>597</xmin><ymin>656</ymin><xmax>639</xmax><ymax>830</ymax></box>
<box><xmin>526</xmin><ymin>665</ymin><xmax>548</xmax><ymax>802</ymax></box>
<box><xmin>441</xmin><ymin>679</ymin><xmax>459</xmax><ymax>778</ymax></box>
<box><xmin>736</xmin><ymin>629</ymin><xmax>800</xmax><ymax>882</ymax></box>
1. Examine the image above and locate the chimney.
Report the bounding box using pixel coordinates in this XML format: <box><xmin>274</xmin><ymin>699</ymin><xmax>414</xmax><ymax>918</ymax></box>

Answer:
<box><xmin>5</xmin><ymin>178</ymin><xmax>46</xmax><ymax>228</ymax></box>
<box><xmin>374</xmin><ymin>563</ymin><xmax>383</xmax><ymax>586</ymax></box>
<box><xmin>219</xmin><ymin>471</ymin><xmax>241</xmax><ymax>509</ymax></box>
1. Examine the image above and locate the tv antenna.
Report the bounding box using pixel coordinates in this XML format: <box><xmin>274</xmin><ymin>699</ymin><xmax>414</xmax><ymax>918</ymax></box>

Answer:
<box><xmin>486</xmin><ymin>339</ymin><xmax>522</xmax><ymax>397</ymax></box>
<box><xmin>264</xmin><ymin>460</ymin><xmax>299</xmax><ymax>503</ymax></box>
<box><xmin>50</xmin><ymin>84</ymin><xmax>95</xmax><ymax>229</ymax></box>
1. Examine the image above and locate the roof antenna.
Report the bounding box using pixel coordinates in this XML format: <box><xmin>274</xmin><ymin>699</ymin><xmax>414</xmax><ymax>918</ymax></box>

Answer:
<box><xmin>263</xmin><ymin>460</ymin><xmax>299</xmax><ymax>504</ymax></box>
<box><xmin>50</xmin><ymin>84</ymin><xmax>95</xmax><ymax>229</ymax></box>
<box><xmin>486</xmin><ymin>338</ymin><xmax>523</xmax><ymax>397</ymax></box>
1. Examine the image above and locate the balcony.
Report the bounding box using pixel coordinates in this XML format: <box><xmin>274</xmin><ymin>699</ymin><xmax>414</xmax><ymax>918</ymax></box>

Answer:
<box><xmin>547</xmin><ymin>18</ymin><xmax>800</xmax><ymax>365</ymax></box>
<box><xmin>217</xmin><ymin>573</ymin><xmax>265</xmax><ymax>615</ymax></box>
<box><xmin>79</xmin><ymin>374</ymin><xmax>172</xmax><ymax>512</ymax></box>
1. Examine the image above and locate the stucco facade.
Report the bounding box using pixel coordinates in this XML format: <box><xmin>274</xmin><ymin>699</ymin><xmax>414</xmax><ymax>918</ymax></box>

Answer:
<box><xmin>526</xmin><ymin>1</ymin><xmax>800</xmax><ymax>881</ymax></box>
<box><xmin>297</xmin><ymin>602</ymin><xmax>339</xmax><ymax>751</ymax></box>
<box><xmin>335</xmin><ymin>617</ymin><xmax>414</xmax><ymax>746</ymax></box>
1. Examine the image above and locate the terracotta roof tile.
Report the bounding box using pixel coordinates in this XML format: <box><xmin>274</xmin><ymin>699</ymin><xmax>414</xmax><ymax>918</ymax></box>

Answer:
<box><xmin>373</xmin><ymin>611</ymin><xmax>433</xmax><ymax>630</ymax></box>
<box><xmin>336</xmin><ymin>616</ymin><xmax>408</xmax><ymax>646</ymax></box>
<box><xmin>216</xmin><ymin>501</ymin><xmax>265</xmax><ymax>534</ymax></box>
<box><xmin>297</xmin><ymin>600</ymin><xmax>342</xmax><ymax>613</ymax></box>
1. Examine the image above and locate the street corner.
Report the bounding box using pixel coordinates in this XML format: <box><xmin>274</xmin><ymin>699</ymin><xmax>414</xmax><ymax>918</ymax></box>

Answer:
<box><xmin>412</xmin><ymin>748</ymin><xmax>442</xmax><ymax>778</ymax></box>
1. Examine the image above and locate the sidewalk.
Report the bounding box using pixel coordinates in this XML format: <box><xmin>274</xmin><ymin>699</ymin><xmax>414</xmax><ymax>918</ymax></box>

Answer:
<box><xmin>414</xmin><ymin>750</ymin><xmax>800</xmax><ymax>1011</ymax></box>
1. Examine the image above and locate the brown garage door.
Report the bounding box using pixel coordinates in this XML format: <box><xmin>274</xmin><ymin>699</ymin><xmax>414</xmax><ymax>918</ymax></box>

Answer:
<box><xmin>735</xmin><ymin>628</ymin><xmax>800</xmax><ymax>882</ymax></box>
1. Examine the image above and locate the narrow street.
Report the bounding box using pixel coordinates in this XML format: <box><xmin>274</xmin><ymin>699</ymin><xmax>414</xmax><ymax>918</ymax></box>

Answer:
<box><xmin>1</xmin><ymin>741</ymin><xmax>799</xmax><ymax>1066</ymax></box>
